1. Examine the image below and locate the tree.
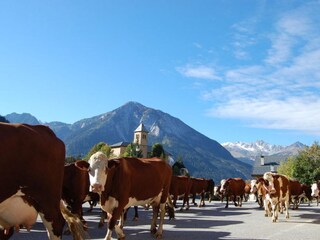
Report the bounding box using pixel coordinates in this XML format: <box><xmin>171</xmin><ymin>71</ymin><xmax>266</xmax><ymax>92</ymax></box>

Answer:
<box><xmin>278</xmin><ymin>142</ymin><xmax>320</xmax><ymax>185</ymax></box>
<box><xmin>123</xmin><ymin>143</ymin><xmax>143</xmax><ymax>158</ymax></box>
<box><xmin>65</xmin><ymin>156</ymin><xmax>80</xmax><ymax>164</ymax></box>
<box><xmin>151</xmin><ymin>143</ymin><xmax>165</xmax><ymax>158</ymax></box>
<box><xmin>172</xmin><ymin>156</ymin><xmax>189</xmax><ymax>176</ymax></box>
<box><xmin>83</xmin><ymin>142</ymin><xmax>112</xmax><ymax>161</ymax></box>
<box><xmin>0</xmin><ymin>116</ymin><xmax>9</xmax><ymax>123</ymax></box>
<box><xmin>292</xmin><ymin>142</ymin><xmax>320</xmax><ymax>184</ymax></box>
<box><xmin>277</xmin><ymin>156</ymin><xmax>295</xmax><ymax>178</ymax></box>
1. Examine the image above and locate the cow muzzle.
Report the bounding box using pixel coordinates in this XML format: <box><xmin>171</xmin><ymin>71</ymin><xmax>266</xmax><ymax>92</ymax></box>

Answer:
<box><xmin>91</xmin><ymin>183</ymin><xmax>104</xmax><ymax>193</ymax></box>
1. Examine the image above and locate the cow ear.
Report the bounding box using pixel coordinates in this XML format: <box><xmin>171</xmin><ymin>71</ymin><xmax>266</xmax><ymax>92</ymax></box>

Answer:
<box><xmin>75</xmin><ymin>160</ymin><xmax>90</xmax><ymax>171</ymax></box>
<box><xmin>107</xmin><ymin>159</ymin><xmax>120</xmax><ymax>169</ymax></box>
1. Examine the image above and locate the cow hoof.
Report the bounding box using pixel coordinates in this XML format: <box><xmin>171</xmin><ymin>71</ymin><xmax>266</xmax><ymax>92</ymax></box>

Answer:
<box><xmin>83</xmin><ymin>223</ymin><xmax>89</xmax><ymax>231</ymax></box>
<box><xmin>154</xmin><ymin>232</ymin><xmax>162</xmax><ymax>239</ymax></box>
<box><xmin>98</xmin><ymin>222</ymin><xmax>104</xmax><ymax>228</ymax></box>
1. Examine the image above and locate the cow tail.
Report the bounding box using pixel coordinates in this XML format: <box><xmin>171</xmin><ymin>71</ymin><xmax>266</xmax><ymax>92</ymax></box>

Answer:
<box><xmin>60</xmin><ymin>200</ymin><xmax>89</xmax><ymax>240</ymax></box>
<box><xmin>166</xmin><ymin>196</ymin><xmax>175</xmax><ymax>220</ymax></box>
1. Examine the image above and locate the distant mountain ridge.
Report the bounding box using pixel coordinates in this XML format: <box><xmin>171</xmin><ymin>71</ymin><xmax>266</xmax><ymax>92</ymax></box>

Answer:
<box><xmin>6</xmin><ymin>112</ymin><xmax>41</xmax><ymax>125</ymax></box>
<box><xmin>222</xmin><ymin>140</ymin><xmax>306</xmax><ymax>164</ymax></box>
<box><xmin>5</xmin><ymin>102</ymin><xmax>252</xmax><ymax>182</ymax></box>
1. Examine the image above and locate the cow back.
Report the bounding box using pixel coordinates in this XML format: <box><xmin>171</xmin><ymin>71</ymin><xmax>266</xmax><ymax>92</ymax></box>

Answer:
<box><xmin>227</xmin><ymin>178</ymin><xmax>246</xmax><ymax>196</ymax></box>
<box><xmin>190</xmin><ymin>178</ymin><xmax>208</xmax><ymax>195</ymax></box>
<box><xmin>170</xmin><ymin>175</ymin><xmax>191</xmax><ymax>196</ymax></box>
<box><xmin>289</xmin><ymin>179</ymin><xmax>303</xmax><ymax>196</ymax></box>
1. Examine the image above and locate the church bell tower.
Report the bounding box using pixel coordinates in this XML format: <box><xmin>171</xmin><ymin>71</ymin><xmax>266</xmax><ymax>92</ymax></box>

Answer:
<box><xmin>133</xmin><ymin>123</ymin><xmax>148</xmax><ymax>158</ymax></box>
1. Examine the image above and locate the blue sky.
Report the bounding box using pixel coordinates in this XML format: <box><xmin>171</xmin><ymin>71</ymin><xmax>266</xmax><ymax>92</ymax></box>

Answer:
<box><xmin>1</xmin><ymin>0</ymin><xmax>320</xmax><ymax>146</ymax></box>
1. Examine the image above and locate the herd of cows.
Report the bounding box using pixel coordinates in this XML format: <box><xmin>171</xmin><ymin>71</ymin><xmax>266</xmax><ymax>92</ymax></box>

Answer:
<box><xmin>1</xmin><ymin>123</ymin><xmax>320</xmax><ymax>240</ymax></box>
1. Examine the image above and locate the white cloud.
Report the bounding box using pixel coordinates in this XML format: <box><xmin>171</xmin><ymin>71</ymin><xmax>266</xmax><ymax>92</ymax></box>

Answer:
<box><xmin>207</xmin><ymin>97</ymin><xmax>320</xmax><ymax>134</ymax></box>
<box><xmin>265</xmin><ymin>9</ymin><xmax>314</xmax><ymax>66</ymax></box>
<box><xmin>177</xmin><ymin>2</ymin><xmax>320</xmax><ymax>135</ymax></box>
<box><xmin>177</xmin><ymin>65</ymin><xmax>221</xmax><ymax>81</ymax></box>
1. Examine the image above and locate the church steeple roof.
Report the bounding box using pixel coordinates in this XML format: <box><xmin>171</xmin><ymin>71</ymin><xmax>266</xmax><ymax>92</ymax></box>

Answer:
<box><xmin>134</xmin><ymin>123</ymin><xmax>148</xmax><ymax>133</ymax></box>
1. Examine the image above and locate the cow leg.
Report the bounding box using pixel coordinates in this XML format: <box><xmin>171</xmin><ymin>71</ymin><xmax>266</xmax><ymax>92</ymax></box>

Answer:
<box><xmin>133</xmin><ymin>206</ymin><xmax>139</xmax><ymax>221</ymax></box>
<box><xmin>107</xmin><ymin>208</ymin><xmax>125</xmax><ymax>240</ymax></box>
<box><xmin>186</xmin><ymin>194</ymin><xmax>190</xmax><ymax>210</ymax></box>
<box><xmin>123</xmin><ymin>207</ymin><xmax>129</xmax><ymax>222</ymax></box>
<box><xmin>225</xmin><ymin>194</ymin><xmax>229</xmax><ymax>208</ymax></box>
<box><xmin>239</xmin><ymin>195</ymin><xmax>243</xmax><ymax>207</ymax></box>
<box><xmin>264</xmin><ymin>195</ymin><xmax>272</xmax><ymax>217</ymax></box>
<box><xmin>71</xmin><ymin>200</ymin><xmax>87</xmax><ymax>229</ymax></box>
<box><xmin>166</xmin><ymin>196</ymin><xmax>175</xmax><ymax>220</ymax></box>
<box><xmin>233</xmin><ymin>195</ymin><xmax>238</xmax><ymax>207</ymax></box>
<box><xmin>154</xmin><ymin>203</ymin><xmax>166</xmax><ymax>239</ymax></box>
<box><xmin>172</xmin><ymin>195</ymin><xmax>178</xmax><ymax>208</ymax></box>
<box><xmin>256</xmin><ymin>195</ymin><xmax>262</xmax><ymax>208</ymax></box>
<box><xmin>150</xmin><ymin>205</ymin><xmax>159</xmax><ymax>235</ymax></box>
<box><xmin>285</xmin><ymin>200</ymin><xmax>290</xmax><ymax>219</ymax></box>
<box><xmin>192</xmin><ymin>195</ymin><xmax>197</xmax><ymax>206</ymax></box>
<box><xmin>98</xmin><ymin>210</ymin><xmax>107</xmax><ymax>228</ymax></box>
<box><xmin>118</xmin><ymin>210</ymin><xmax>126</xmax><ymax>229</ymax></box>
<box><xmin>39</xmin><ymin>212</ymin><xmax>63</xmax><ymax>240</ymax></box>
<box><xmin>104</xmin><ymin>229</ymin><xmax>113</xmax><ymax>240</ymax></box>
<box><xmin>181</xmin><ymin>194</ymin><xmax>189</xmax><ymax>210</ymax></box>
<box><xmin>199</xmin><ymin>192</ymin><xmax>205</xmax><ymax>207</ymax></box>
<box><xmin>271</xmin><ymin>202</ymin><xmax>278</xmax><ymax>222</ymax></box>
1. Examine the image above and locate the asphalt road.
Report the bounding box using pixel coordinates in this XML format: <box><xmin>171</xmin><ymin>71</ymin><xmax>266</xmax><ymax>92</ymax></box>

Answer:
<box><xmin>10</xmin><ymin>200</ymin><xmax>320</xmax><ymax>240</ymax></box>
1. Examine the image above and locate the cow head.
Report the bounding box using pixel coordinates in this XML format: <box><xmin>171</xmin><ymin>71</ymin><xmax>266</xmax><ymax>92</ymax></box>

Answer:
<box><xmin>88</xmin><ymin>152</ymin><xmax>109</xmax><ymax>193</ymax></box>
<box><xmin>220</xmin><ymin>178</ymin><xmax>230</xmax><ymax>194</ymax></box>
<box><xmin>250</xmin><ymin>179</ymin><xmax>257</xmax><ymax>194</ymax></box>
<box><xmin>263</xmin><ymin>172</ymin><xmax>276</xmax><ymax>194</ymax></box>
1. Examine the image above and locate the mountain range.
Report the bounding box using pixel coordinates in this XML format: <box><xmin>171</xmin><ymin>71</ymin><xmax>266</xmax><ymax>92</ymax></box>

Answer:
<box><xmin>222</xmin><ymin>140</ymin><xmax>306</xmax><ymax>165</ymax></box>
<box><xmin>5</xmin><ymin>102</ymin><xmax>252</xmax><ymax>182</ymax></box>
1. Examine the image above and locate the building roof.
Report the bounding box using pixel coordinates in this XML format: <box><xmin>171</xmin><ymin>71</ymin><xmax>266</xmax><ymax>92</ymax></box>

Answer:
<box><xmin>134</xmin><ymin>123</ymin><xmax>149</xmax><ymax>133</ymax></box>
<box><xmin>110</xmin><ymin>141</ymin><xmax>131</xmax><ymax>148</ymax></box>
<box><xmin>251</xmin><ymin>155</ymin><xmax>287</xmax><ymax>177</ymax></box>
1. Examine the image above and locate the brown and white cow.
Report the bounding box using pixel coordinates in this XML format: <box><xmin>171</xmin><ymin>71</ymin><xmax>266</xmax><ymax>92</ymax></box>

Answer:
<box><xmin>243</xmin><ymin>182</ymin><xmax>252</xmax><ymax>202</ymax></box>
<box><xmin>311</xmin><ymin>181</ymin><xmax>320</xmax><ymax>206</ymax></box>
<box><xmin>0</xmin><ymin>123</ymin><xmax>85</xmax><ymax>239</ymax></box>
<box><xmin>189</xmin><ymin>178</ymin><xmax>214</xmax><ymax>207</ymax></box>
<box><xmin>88</xmin><ymin>152</ymin><xmax>174</xmax><ymax>240</ymax></box>
<box><xmin>220</xmin><ymin>178</ymin><xmax>246</xmax><ymax>208</ymax></box>
<box><xmin>215</xmin><ymin>179</ymin><xmax>227</xmax><ymax>202</ymax></box>
<box><xmin>263</xmin><ymin>172</ymin><xmax>290</xmax><ymax>222</ymax></box>
<box><xmin>169</xmin><ymin>175</ymin><xmax>192</xmax><ymax>210</ymax></box>
<box><xmin>252</xmin><ymin>178</ymin><xmax>271</xmax><ymax>216</ymax></box>
<box><xmin>289</xmin><ymin>179</ymin><xmax>311</xmax><ymax>210</ymax></box>
<box><xmin>63</xmin><ymin>160</ymin><xmax>90</xmax><ymax>228</ymax></box>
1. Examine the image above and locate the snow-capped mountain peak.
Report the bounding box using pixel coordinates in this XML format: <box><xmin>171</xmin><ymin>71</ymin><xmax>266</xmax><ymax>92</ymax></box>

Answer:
<box><xmin>222</xmin><ymin>140</ymin><xmax>306</xmax><ymax>161</ymax></box>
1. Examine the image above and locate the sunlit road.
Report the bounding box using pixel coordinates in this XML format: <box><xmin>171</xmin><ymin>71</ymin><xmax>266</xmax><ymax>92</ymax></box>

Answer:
<box><xmin>11</xmin><ymin>200</ymin><xmax>320</xmax><ymax>240</ymax></box>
